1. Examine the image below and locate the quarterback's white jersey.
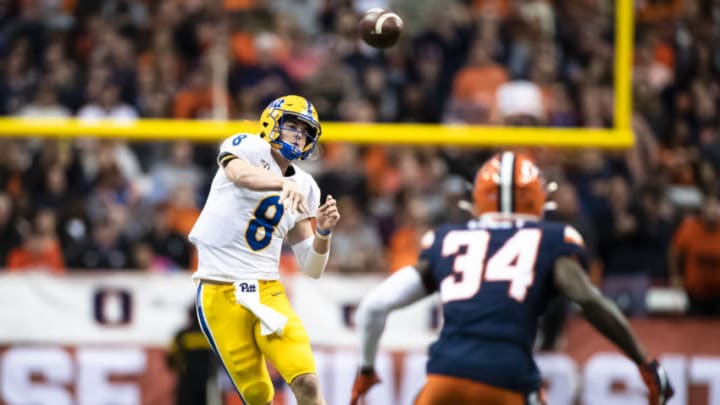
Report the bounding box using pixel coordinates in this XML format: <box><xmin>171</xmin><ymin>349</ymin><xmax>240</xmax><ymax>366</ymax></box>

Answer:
<box><xmin>189</xmin><ymin>133</ymin><xmax>320</xmax><ymax>281</ymax></box>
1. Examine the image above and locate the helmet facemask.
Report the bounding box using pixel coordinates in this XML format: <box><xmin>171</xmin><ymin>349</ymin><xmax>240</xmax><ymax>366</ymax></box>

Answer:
<box><xmin>269</xmin><ymin>113</ymin><xmax>319</xmax><ymax>161</ymax></box>
<box><xmin>260</xmin><ymin>95</ymin><xmax>322</xmax><ymax>161</ymax></box>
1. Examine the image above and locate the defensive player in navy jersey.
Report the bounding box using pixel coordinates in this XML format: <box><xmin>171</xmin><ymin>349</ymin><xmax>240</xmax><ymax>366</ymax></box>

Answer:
<box><xmin>351</xmin><ymin>152</ymin><xmax>673</xmax><ymax>405</ymax></box>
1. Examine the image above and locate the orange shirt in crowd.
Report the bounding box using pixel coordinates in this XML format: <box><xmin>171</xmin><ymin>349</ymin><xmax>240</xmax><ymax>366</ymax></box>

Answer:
<box><xmin>473</xmin><ymin>0</ymin><xmax>510</xmax><ymax>17</ymax></box>
<box><xmin>671</xmin><ymin>217</ymin><xmax>720</xmax><ymax>298</ymax></box>
<box><xmin>387</xmin><ymin>226</ymin><xmax>421</xmax><ymax>273</ymax></box>
<box><xmin>7</xmin><ymin>238</ymin><xmax>65</xmax><ymax>275</ymax></box>
<box><xmin>168</xmin><ymin>206</ymin><xmax>200</xmax><ymax>237</ymax></box>
<box><xmin>224</xmin><ymin>0</ymin><xmax>255</xmax><ymax>10</ymax></box>
<box><xmin>636</xmin><ymin>0</ymin><xmax>683</xmax><ymax>22</ymax></box>
<box><xmin>363</xmin><ymin>146</ymin><xmax>401</xmax><ymax>197</ymax></box>
<box><xmin>230</xmin><ymin>32</ymin><xmax>257</xmax><ymax>65</ymax></box>
<box><xmin>659</xmin><ymin>147</ymin><xmax>696</xmax><ymax>185</ymax></box>
<box><xmin>451</xmin><ymin>65</ymin><xmax>509</xmax><ymax>110</ymax></box>
<box><xmin>173</xmin><ymin>88</ymin><xmax>233</xmax><ymax>119</ymax></box>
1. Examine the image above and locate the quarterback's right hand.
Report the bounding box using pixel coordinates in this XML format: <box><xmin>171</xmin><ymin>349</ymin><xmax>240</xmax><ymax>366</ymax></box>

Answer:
<box><xmin>350</xmin><ymin>367</ymin><xmax>381</xmax><ymax>405</ymax></box>
<box><xmin>639</xmin><ymin>359</ymin><xmax>674</xmax><ymax>405</ymax></box>
<box><xmin>281</xmin><ymin>179</ymin><xmax>308</xmax><ymax>214</ymax></box>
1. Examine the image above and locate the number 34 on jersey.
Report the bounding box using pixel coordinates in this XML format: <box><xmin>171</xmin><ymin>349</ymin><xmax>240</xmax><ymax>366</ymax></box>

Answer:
<box><xmin>421</xmin><ymin>222</ymin><xmax>586</xmax><ymax>305</ymax></box>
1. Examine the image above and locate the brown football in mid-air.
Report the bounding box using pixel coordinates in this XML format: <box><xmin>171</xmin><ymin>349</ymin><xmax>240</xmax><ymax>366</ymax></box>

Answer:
<box><xmin>358</xmin><ymin>8</ymin><xmax>403</xmax><ymax>49</ymax></box>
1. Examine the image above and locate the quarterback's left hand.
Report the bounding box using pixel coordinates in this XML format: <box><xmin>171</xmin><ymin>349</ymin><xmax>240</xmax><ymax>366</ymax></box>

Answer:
<box><xmin>350</xmin><ymin>367</ymin><xmax>381</xmax><ymax>405</ymax></box>
<box><xmin>316</xmin><ymin>194</ymin><xmax>340</xmax><ymax>234</ymax></box>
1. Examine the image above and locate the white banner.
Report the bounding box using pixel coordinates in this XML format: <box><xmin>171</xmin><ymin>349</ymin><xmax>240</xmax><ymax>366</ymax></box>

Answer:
<box><xmin>0</xmin><ymin>272</ymin><xmax>437</xmax><ymax>348</ymax></box>
<box><xmin>0</xmin><ymin>272</ymin><xmax>196</xmax><ymax>346</ymax></box>
<box><xmin>290</xmin><ymin>274</ymin><xmax>441</xmax><ymax>349</ymax></box>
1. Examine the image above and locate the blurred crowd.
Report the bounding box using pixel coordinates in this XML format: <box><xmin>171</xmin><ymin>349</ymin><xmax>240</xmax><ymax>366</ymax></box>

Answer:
<box><xmin>0</xmin><ymin>0</ymin><xmax>719</xmax><ymax>316</ymax></box>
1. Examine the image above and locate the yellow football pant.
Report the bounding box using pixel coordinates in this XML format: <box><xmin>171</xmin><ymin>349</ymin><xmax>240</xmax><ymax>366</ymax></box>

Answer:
<box><xmin>196</xmin><ymin>281</ymin><xmax>316</xmax><ymax>405</ymax></box>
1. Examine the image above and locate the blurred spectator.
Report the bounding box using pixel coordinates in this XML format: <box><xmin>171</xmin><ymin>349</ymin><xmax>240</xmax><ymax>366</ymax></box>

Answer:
<box><xmin>0</xmin><ymin>40</ymin><xmax>39</xmax><ymax>115</ymax></box>
<box><xmin>173</xmin><ymin>1</ymin><xmax>217</xmax><ymax>64</ymax></box>
<box><xmin>361</xmin><ymin>64</ymin><xmax>398</xmax><ymax>122</ymax></box>
<box><xmin>15</xmin><ymin>79</ymin><xmax>71</xmax><ymax>118</ymax></box>
<box><xmin>131</xmin><ymin>240</ymin><xmax>176</xmax><ymax>272</ymax></box>
<box><xmin>101</xmin><ymin>0</ymin><xmax>149</xmax><ymax>38</ymax></box>
<box><xmin>701</xmin><ymin>126</ymin><xmax>720</xmax><ymax>180</ymax></box>
<box><xmin>518</xmin><ymin>0</ymin><xmax>554</xmax><ymax>39</ymax></box>
<box><xmin>66</xmin><ymin>212</ymin><xmax>133</xmax><ymax>270</ymax></box>
<box><xmin>7</xmin><ymin>208</ymin><xmax>64</xmax><ymax>273</ymax></box>
<box><xmin>147</xmin><ymin>140</ymin><xmax>205</xmax><ymax>205</ymax></box>
<box><xmin>326</xmin><ymin>196</ymin><xmax>384</xmax><ymax>274</ymax></box>
<box><xmin>316</xmin><ymin>143</ymin><xmax>369</xmax><ymax>211</ymax></box>
<box><xmin>386</xmin><ymin>189</ymin><xmax>431</xmax><ymax>272</ymax></box>
<box><xmin>166</xmin><ymin>184</ymin><xmax>201</xmax><ymax>237</ymax></box>
<box><xmin>566</xmin><ymin>149</ymin><xmax>615</xmax><ymax>221</ymax></box>
<box><xmin>228</xmin><ymin>32</ymin><xmax>294</xmax><ymax>111</ymax></box>
<box><xmin>6</xmin><ymin>229</ymin><xmax>64</xmax><ymax>273</ymax></box>
<box><xmin>430</xmin><ymin>175</ymin><xmax>473</xmax><ymax>226</ymax></box>
<box><xmin>0</xmin><ymin>192</ymin><xmax>23</xmax><ymax>266</ymax></box>
<box><xmin>33</xmin><ymin>163</ymin><xmax>73</xmax><ymax>211</ymax></box>
<box><xmin>597</xmin><ymin>178</ymin><xmax>674</xmax><ymax>280</ymax></box>
<box><xmin>42</xmin><ymin>39</ymin><xmax>83</xmax><ymax>111</ymax></box>
<box><xmin>660</xmin><ymin>120</ymin><xmax>716</xmax><ymax>208</ymax></box>
<box><xmin>174</xmin><ymin>63</ymin><xmax>233</xmax><ymax>119</ymax></box>
<box><xmin>413</xmin><ymin>2</ymin><xmax>473</xmax><ymax>105</ymax></box>
<box><xmin>2</xmin><ymin>1</ymin><xmax>48</xmax><ymax>66</ymax></box>
<box><xmin>546</xmin><ymin>182</ymin><xmax>598</xmax><ymax>262</ymax></box>
<box><xmin>396</xmin><ymin>81</ymin><xmax>439</xmax><ymax>123</ymax></box>
<box><xmin>670</xmin><ymin>194</ymin><xmax>720</xmax><ymax>316</ymax></box>
<box><xmin>77</xmin><ymin>82</ymin><xmax>138</xmax><ymax>121</ymax></box>
<box><xmin>448</xmin><ymin>39</ymin><xmax>508</xmax><ymax>123</ymax></box>
<box><xmin>494</xmin><ymin>80</ymin><xmax>544</xmax><ymax>125</ymax></box>
<box><xmin>140</xmin><ymin>202</ymin><xmax>192</xmax><ymax>270</ymax></box>
<box><xmin>84</xmin><ymin>146</ymin><xmax>138</xmax><ymax>222</ymax></box>
<box><xmin>23</xmin><ymin>139</ymin><xmax>89</xmax><ymax>209</ymax></box>
<box><xmin>167</xmin><ymin>306</ymin><xmax>218</xmax><ymax>405</ymax></box>
<box><xmin>626</xmin><ymin>114</ymin><xmax>661</xmax><ymax>185</ymax></box>
<box><xmin>274</xmin><ymin>13</ymin><xmax>324</xmax><ymax>83</ymax></box>
<box><xmin>300</xmin><ymin>50</ymin><xmax>358</xmax><ymax>121</ymax></box>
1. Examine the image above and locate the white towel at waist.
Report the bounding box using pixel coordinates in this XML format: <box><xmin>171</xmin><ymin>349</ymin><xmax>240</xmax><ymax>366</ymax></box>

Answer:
<box><xmin>233</xmin><ymin>280</ymin><xmax>288</xmax><ymax>336</ymax></box>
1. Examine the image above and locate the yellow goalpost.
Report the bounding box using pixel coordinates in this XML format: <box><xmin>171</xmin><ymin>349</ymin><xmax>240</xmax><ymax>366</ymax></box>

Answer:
<box><xmin>0</xmin><ymin>0</ymin><xmax>634</xmax><ymax>149</ymax></box>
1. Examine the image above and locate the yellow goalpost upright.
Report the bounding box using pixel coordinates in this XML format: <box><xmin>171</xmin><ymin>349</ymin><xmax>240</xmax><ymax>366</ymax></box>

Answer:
<box><xmin>0</xmin><ymin>0</ymin><xmax>634</xmax><ymax>149</ymax></box>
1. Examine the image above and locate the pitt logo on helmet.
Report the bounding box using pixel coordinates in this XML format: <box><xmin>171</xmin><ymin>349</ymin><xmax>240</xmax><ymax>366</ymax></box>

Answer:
<box><xmin>473</xmin><ymin>151</ymin><xmax>547</xmax><ymax>217</ymax></box>
<box><xmin>259</xmin><ymin>95</ymin><xmax>322</xmax><ymax>161</ymax></box>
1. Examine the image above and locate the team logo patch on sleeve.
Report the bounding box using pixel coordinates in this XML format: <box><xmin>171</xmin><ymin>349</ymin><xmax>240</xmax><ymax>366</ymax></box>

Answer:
<box><xmin>420</xmin><ymin>230</ymin><xmax>435</xmax><ymax>249</ymax></box>
<box><xmin>564</xmin><ymin>225</ymin><xmax>585</xmax><ymax>247</ymax></box>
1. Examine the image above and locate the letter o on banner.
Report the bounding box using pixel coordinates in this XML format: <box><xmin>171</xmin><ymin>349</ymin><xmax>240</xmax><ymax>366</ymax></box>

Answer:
<box><xmin>93</xmin><ymin>288</ymin><xmax>132</xmax><ymax>326</ymax></box>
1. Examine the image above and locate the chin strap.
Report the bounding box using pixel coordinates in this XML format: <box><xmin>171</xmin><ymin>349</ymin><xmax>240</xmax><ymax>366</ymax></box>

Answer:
<box><xmin>272</xmin><ymin>139</ymin><xmax>303</xmax><ymax>160</ymax></box>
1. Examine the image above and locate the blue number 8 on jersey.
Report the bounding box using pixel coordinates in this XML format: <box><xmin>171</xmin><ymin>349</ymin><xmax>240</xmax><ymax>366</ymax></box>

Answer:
<box><xmin>246</xmin><ymin>195</ymin><xmax>284</xmax><ymax>251</ymax></box>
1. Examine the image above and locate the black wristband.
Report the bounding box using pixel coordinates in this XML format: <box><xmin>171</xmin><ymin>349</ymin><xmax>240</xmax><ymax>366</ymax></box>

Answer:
<box><xmin>360</xmin><ymin>366</ymin><xmax>375</xmax><ymax>376</ymax></box>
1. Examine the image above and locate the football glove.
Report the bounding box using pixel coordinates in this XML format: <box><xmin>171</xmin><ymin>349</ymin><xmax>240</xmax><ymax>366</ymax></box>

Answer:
<box><xmin>350</xmin><ymin>367</ymin><xmax>381</xmax><ymax>405</ymax></box>
<box><xmin>639</xmin><ymin>359</ymin><xmax>674</xmax><ymax>405</ymax></box>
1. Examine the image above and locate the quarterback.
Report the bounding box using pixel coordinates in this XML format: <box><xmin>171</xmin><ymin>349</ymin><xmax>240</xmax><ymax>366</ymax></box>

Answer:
<box><xmin>189</xmin><ymin>95</ymin><xmax>340</xmax><ymax>405</ymax></box>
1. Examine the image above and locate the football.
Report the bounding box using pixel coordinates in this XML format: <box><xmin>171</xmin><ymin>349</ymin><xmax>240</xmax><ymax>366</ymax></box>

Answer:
<box><xmin>358</xmin><ymin>8</ymin><xmax>403</xmax><ymax>49</ymax></box>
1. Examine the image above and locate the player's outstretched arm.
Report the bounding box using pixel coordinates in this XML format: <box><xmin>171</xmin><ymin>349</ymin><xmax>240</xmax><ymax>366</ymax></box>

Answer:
<box><xmin>223</xmin><ymin>157</ymin><xmax>308</xmax><ymax>213</ymax></box>
<box><xmin>553</xmin><ymin>257</ymin><xmax>674</xmax><ymax>405</ymax></box>
<box><xmin>351</xmin><ymin>265</ymin><xmax>430</xmax><ymax>405</ymax></box>
<box><xmin>553</xmin><ymin>257</ymin><xmax>646</xmax><ymax>364</ymax></box>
